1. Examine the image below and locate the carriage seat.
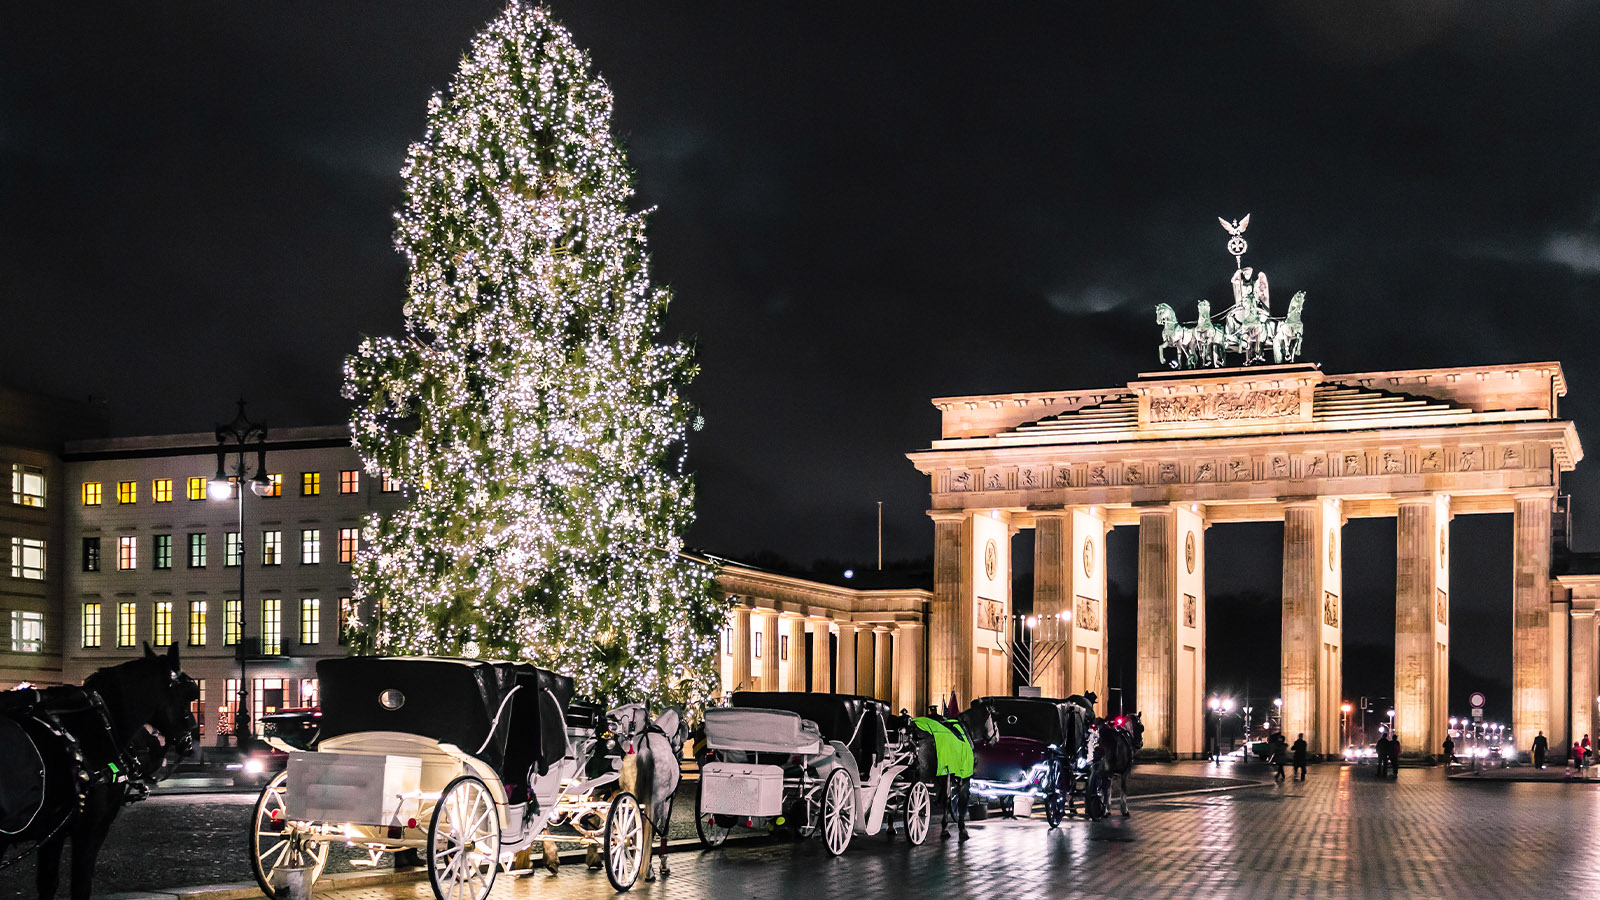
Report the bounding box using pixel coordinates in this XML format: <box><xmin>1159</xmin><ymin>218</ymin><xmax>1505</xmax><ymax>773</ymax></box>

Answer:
<box><xmin>704</xmin><ymin>707</ymin><xmax>824</xmax><ymax>755</ymax></box>
<box><xmin>730</xmin><ymin>692</ymin><xmax>888</xmax><ymax>779</ymax></box>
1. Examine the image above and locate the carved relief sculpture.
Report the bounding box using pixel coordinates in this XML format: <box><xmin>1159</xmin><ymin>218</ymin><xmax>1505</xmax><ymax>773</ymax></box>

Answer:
<box><xmin>1307</xmin><ymin>455</ymin><xmax>1325</xmax><ymax>476</ymax></box>
<box><xmin>1271</xmin><ymin>456</ymin><xmax>1287</xmax><ymax>478</ymax></box>
<box><xmin>1324</xmin><ymin>591</ymin><xmax>1339</xmax><ymax>628</ymax></box>
<box><xmin>1089</xmin><ymin>465</ymin><xmax>1107</xmax><ymax>486</ymax></box>
<box><xmin>1503</xmin><ymin>445</ymin><xmax>1521</xmax><ymax>468</ymax></box>
<box><xmin>1148</xmin><ymin>389</ymin><xmax>1302</xmax><ymax>423</ymax></box>
<box><xmin>1185</xmin><ymin>531</ymin><xmax>1196</xmax><ymax>574</ymax></box>
<box><xmin>1435</xmin><ymin>588</ymin><xmax>1447</xmax><ymax>625</ymax></box>
<box><xmin>1459</xmin><ymin>449</ymin><xmax>1476</xmax><ymax>471</ymax></box>
<box><xmin>1422</xmin><ymin>449</ymin><xmax>1441</xmax><ymax>471</ymax></box>
<box><xmin>1344</xmin><ymin>454</ymin><xmax>1361</xmax><ymax>475</ymax></box>
<box><xmin>1076</xmin><ymin>596</ymin><xmax>1100</xmax><ymax>631</ymax></box>
<box><xmin>1054</xmin><ymin>467</ymin><xmax>1072</xmax><ymax>488</ymax></box>
<box><xmin>1183</xmin><ymin>594</ymin><xmax>1197</xmax><ymax>628</ymax></box>
<box><xmin>1160</xmin><ymin>462</ymin><xmax>1179</xmax><ymax>483</ymax></box>
<box><xmin>1021</xmin><ymin>468</ymin><xmax>1039</xmax><ymax>489</ymax></box>
<box><xmin>986</xmin><ymin>472</ymin><xmax>1003</xmax><ymax>491</ymax></box>
<box><xmin>1383</xmin><ymin>452</ymin><xmax>1401</xmax><ymax>473</ymax></box>
<box><xmin>1197</xmin><ymin>461</ymin><xmax>1215</xmax><ymax>482</ymax></box>
<box><xmin>984</xmin><ymin>539</ymin><xmax>998</xmax><ymax>581</ymax></box>
<box><xmin>1126</xmin><ymin>464</ymin><xmax>1144</xmax><ymax>484</ymax></box>
<box><xmin>950</xmin><ymin>470</ymin><xmax>972</xmax><ymax>492</ymax></box>
<box><xmin>1082</xmin><ymin>538</ymin><xmax>1095</xmax><ymax>577</ymax></box>
<box><xmin>1228</xmin><ymin>459</ymin><xmax>1247</xmax><ymax>481</ymax></box>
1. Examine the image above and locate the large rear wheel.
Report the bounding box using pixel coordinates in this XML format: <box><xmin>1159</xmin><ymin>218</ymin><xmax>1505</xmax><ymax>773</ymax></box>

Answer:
<box><xmin>821</xmin><ymin>768</ymin><xmax>855</xmax><ymax>856</ymax></box>
<box><xmin>428</xmin><ymin>775</ymin><xmax>500</xmax><ymax>900</ymax></box>
<box><xmin>249</xmin><ymin>770</ymin><xmax>329</xmax><ymax>900</ymax></box>
<box><xmin>694</xmin><ymin>784</ymin><xmax>731</xmax><ymax>849</ymax></box>
<box><xmin>603</xmin><ymin>792</ymin><xmax>645</xmax><ymax>891</ymax></box>
<box><xmin>902</xmin><ymin>780</ymin><xmax>931</xmax><ymax>845</ymax></box>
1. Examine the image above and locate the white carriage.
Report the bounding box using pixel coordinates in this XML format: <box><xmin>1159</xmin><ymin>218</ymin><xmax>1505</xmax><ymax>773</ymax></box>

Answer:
<box><xmin>249</xmin><ymin>657</ymin><xmax>677</xmax><ymax>900</ymax></box>
<box><xmin>694</xmin><ymin>692</ymin><xmax>931</xmax><ymax>855</ymax></box>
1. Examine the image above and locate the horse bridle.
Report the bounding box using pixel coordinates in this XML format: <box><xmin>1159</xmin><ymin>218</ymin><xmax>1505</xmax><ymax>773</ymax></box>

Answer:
<box><xmin>130</xmin><ymin>669</ymin><xmax>200</xmax><ymax>785</ymax></box>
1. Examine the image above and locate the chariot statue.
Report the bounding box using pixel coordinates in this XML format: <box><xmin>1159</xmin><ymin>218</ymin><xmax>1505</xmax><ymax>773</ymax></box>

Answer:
<box><xmin>1155</xmin><ymin>215</ymin><xmax>1308</xmax><ymax>369</ymax></box>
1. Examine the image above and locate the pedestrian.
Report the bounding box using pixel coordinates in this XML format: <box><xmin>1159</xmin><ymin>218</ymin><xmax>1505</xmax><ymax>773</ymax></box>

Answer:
<box><xmin>1583</xmin><ymin>735</ymin><xmax>1594</xmax><ymax>779</ymax></box>
<box><xmin>1571</xmin><ymin>741</ymin><xmax>1585</xmax><ymax>779</ymax></box>
<box><xmin>1533</xmin><ymin>731</ymin><xmax>1548</xmax><ymax>769</ymax></box>
<box><xmin>1271</xmin><ymin>732</ymin><xmax>1287</xmax><ymax>783</ymax></box>
<box><xmin>1442</xmin><ymin>735</ymin><xmax>1456</xmax><ymax>765</ymax></box>
<box><xmin>1387</xmin><ymin>735</ymin><xmax>1401</xmax><ymax>777</ymax></box>
<box><xmin>1292</xmin><ymin>732</ymin><xmax>1308</xmax><ymax>781</ymax></box>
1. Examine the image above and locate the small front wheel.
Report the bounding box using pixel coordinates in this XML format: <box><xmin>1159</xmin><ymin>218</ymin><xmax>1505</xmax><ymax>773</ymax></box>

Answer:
<box><xmin>694</xmin><ymin>784</ymin><xmax>731</xmax><ymax>849</ymax></box>
<box><xmin>902</xmin><ymin>780</ymin><xmax>931</xmax><ymax>846</ymax></box>
<box><xmin>1045</xmin><ymin>790</ymin><xmax>1064</xmax><ymax>828</ymax></box>
<box><xmin>604</xmin><ymin>791</ymin><xmax>645</xmax><ymax>891</ymax></box>
<box><xmin>428</xmin><ymin>775</ymin><xmax>500</xmax><ymax>900</ymax></box>
<box><xmin>822</xmin><ymin>768</ymin><xmax>855</xmax><ymax>856</ymax></box>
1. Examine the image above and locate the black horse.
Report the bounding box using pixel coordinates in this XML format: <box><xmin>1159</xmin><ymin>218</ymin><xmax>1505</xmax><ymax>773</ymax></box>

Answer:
<box><xmin>1082</xmin><ymin>712</ymin><xmax>1144</xmax><ymax>820</ymax></box>
<box><xmin>0</xmin><ymin>643</ymin><xmax>199</xmax><ymax>900</ymax></box>
<box><xmin>906</xmin><ymin>704</ymin><xmax>998</xmax><ymax>842</ymax></box>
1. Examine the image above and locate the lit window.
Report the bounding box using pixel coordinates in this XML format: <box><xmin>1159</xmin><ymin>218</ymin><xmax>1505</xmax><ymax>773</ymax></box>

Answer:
<box><xmin>83</xmin><ymin>537</ymin><xmax>101</xmax><ymax>572</ymax></box>
<box><xmin>10</xmin><ymin>611</ymin><xmax>43</xmax><ymax>652</ymax></box>
<box><xmin>82</xmin><ymin>482</ymin><xmax>102</xmax><ymax>506</ymax></box>
<box><xmin>338</xmin><ymin>597</ymin><xmax>354</xmax><ymax>645</ymax></box>
<box><xmin>154</xmin><ymin>534</ymin><xmax>173</xmax><ymax>570</ymax></box>
<box><xmin>300</xmin><ymin>598</ymin><xmax>320</xmax><ymax>645</ymax></box>
<box><xmin>339</xmin><ymin>470</ymin><xmax>359</xmax><ymax>494</ymax></box>
<box><xmin>186</xmin><ymin>476</ymin><xmax>207</xmax><ymax>501</ymax></box>
<box><xmin>224</xmin><ymin>600</ymin><xmax>242</xmax><ymax>646</ymax></box>
<box><xmin>152</xmin><ymin>478</ymin><xmax>172</xmax><ymax>503</ymax></box>
<box><xmin>301</xmin><ymin>529</ymin><xmax>320</xmax><ymax>565</ymax></box>
<box><xmin>381</xmin><ymin>474</ymin><xmax>400</xmax><ymax>493</ymax></box>
<box><xmin>154</xmin><ymin>601</ymin><xmax>173</xmax><ymax>646</ymax></box>
<box><xmin>338</xmin><ymin>528</ymin><xmax>359</xmax><ymax>564</ymax></box>
<box><xmin>261</xmin><ymin>531</ymin><xmax>282</xmax><ymax>566</ymax></box>
<box><xmin>117</xmin><ymin>535</ymin><xmax>137</xmax><ymax>570</ymax></box>
<box><xmin>11</xmin><ymin>537</ymin><xmax>45</xmax><ymax>580</ymax></box>
<box><xmin>253</xmin><ymin>677</ymin><xmax>285</xmax><ymax>731</ymax></box>
<box><xmin>261</xmin><ymin>599</ymin><xmax>281</xmax><ymax>655</ymax></box>
<box><xmin>117</xmin><ymin>601</ymin><xmax>137</xmax><ymax>647</ymax></box>
<box><xmin>192</xmin><ymin>679</ymin><xmax>206</xmax><ymax>734</ymax></box>
<box><xmin>117</xmin><ymin>481</ymin><xmax>137</xmax><ymax>504</ymax></box>
<box><xmin>82</xmin><ymin>602</ymin><xmax>102</xmax><ymax>648</ymax></box>
<box><xmin>301</xmin><ymin>472</ymin><xmax>320</xmax><ymax>496</ymax></box>
<box><xmin>188</xmin><ymin>533</ymin><xmax>207</xmax><ymax>568</ymax></box>
<box><xmin>223</xmin><ymin>677</ymin><xmax>240</xmax><ymax>736</ymax></box>
<box><xmin>264</xmin><ymin>474</ymin><xmax>283</xmax><ymax>498</ymax></box>
<box><xmin>225</xmin><ymin>532</ymin><xmax>242</xmax><ymax>567</ymax></box>
<box><xmin>189</xmin><ymin>600</ymin><xmax>207</xmax><ymax>646</ymax></box>
<box><xmin>12</xmin><ymin>464</ymin><xmax>46</xmax><ymax>507</ymax></box>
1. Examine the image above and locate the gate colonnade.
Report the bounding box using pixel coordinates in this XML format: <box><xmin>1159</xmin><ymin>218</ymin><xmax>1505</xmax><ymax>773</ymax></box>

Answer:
<box><xmin>910</xmin><ymin>361</ymin><xmax>1583</xmax><ymax>759</ymax></box>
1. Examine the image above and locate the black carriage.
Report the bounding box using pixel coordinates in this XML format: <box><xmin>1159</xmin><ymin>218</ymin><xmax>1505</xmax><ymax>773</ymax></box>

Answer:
<box><xmin>969</xmin><ymin>695</ymin><xmax>1095</xmax><ymax>825</ymax></box>
<box><xmin>695</xmin><ymin>692</ymin><xmax>931</xmax><ymax>854</ymax></box>
<box><xmin>250</xmin><ymin>657</ymin><xmax>674</xmax><ymax>900</ymax></box>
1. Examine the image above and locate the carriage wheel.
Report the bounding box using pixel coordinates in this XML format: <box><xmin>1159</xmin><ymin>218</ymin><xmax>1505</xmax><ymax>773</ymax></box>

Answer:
<box><xmin>603</xmin><ymin>792</ymin><xmax>645</xmax><ymax>892</ymax></box>
<box><xmin>428</xmin><ymin>775</ymin><xmax>501</xmax><ymax>900</ymax></box>
<box><xmin>1085</xmin><ymin>771</ymin><xmax>1110</xmax><ymax>821</ymax></box>
<box><xmin>693</xmin><ymin>784</ymin><xmax>731</xmax><ymax>849</ymax></box>
<box><xmin>1045</xmin><ymin>790</ymin><xmax>1065</xmax><ymax>829</ymax></box>
<box><xmin>821</xmin><ymin>768</ymin><xmax>855</xmax><ymax>856</ymax></box>
<box><xmin>902</xmin><ymin>781</ymin><xmax>931</xmax><ymax>846</ymax></box>
<box><xmin>249</xmin><ymin>770</ymin><xmax>330</xmax><ymax>900</ymax></box>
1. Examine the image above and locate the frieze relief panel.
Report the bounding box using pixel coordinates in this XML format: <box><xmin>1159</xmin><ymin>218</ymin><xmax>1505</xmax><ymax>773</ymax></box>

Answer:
<box><xmin>1324</xmin><ymin>591</ymin><xmax>1339</xmax><ymax>628</ymax></box>
<box><xmin>1148</xmin><ymin>388</ymin><xmax>1302</xmax><ymax>424</ymax></box>
<box><xmin>976</xmin><ymin>596</ymin><xmax>1004</xmax><ymax>632</ymax></box>
<box><xmin>1075</xmin><ymin>596</ymin><xmax>1100</xmax><ymax>631</ymax></box>
<box><xmin>1458</xmin><ymin>447</ymin><xmax>1479</xmax><ymax>472</ymax></box>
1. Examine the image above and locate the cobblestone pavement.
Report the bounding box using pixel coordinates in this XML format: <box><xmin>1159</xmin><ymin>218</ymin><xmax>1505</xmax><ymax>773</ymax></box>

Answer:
<box><xmin>309</xmin><ymin>764</ymin><xmax>1600</xmax><ymax>900</ymax></box>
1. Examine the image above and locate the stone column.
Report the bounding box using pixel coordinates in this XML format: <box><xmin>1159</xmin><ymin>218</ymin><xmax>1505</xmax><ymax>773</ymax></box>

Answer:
<box><xmin>874</xmin><ymin>628</ymin><xmax>894</xmax><ymax>702</ymax></box>
<box><xmin>857</xmin><ymin>628</ymin><xmax>877</xmax><ymax>698</ymax></box>
<box><xmin>1033</xmin><ymin>512</ymin><xmax>1070</xmax><ymax>698</ymax></box>
<box><xmin>782</xmin><ymin>614</ymin><xmax>807</xmax><ymax>692</ymax></box>
<box><xmin>1573</xmin><ymin>604</ymin><xmax>1597</xmax><ymax>748</ymax></box>
<box><xmin>1137</xmin><ymin>508</ymin><xmax>1175</xmax><ymax>756</ymax></box>
<box><xmin>1281</xmin><ymin>498</ymin><xmax>1343</xmax><ymax>755</ymax></box>
<box><xmin>1394</xmin><ymin>494</ymin><xmax>1449</xmax><ymax>758</ymax></box>
<box><xmin>836</xmin><ymin>621</ymin><xmax>858</xmax><ymax>695</ymax></box>
<box><xmin>1551</xmin><ymin>594</ymin><xmax>1570</xmax><ymax>754</ymax></box>
<box><xmin>1513</xmin><ymin>492</ymin><xmax>1553</xmax><ymax>758</ymax></box>
<box><xmin>930</xmin><ymin>512</ymin><xmax>974</xmax><ymax>709</ymax></box>
<box><xmin>807</xmin><ymin>617</ymin><xmax>833</xmax><ymax>693</ymax></box>
<box><xmin>729</xmin><ymin>606</ymin><xmax>752</xmax><ymax>696</ymax></box>
<box><xmin>755</xmin><ymin>609</ymin><xmax>780</xmax><ymax>691</ymax></box>
<box><xmin>896</xmin><ymin>622</ymin><xmax>925</xmax><ymax>715</ymax></box>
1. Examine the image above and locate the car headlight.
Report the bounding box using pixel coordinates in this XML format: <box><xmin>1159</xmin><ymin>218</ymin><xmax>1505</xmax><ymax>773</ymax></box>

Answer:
<box><xmin>244</xmin><ymin>759</ymin><xmax>265</xmax><ymax>775</ymax></box>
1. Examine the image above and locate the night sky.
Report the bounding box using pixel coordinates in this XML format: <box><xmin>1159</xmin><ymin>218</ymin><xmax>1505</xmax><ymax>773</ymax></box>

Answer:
<box><xmin>5</xmin><ymin>3</ymin><xmax>1599</xmax><ymax>722</ymax></box>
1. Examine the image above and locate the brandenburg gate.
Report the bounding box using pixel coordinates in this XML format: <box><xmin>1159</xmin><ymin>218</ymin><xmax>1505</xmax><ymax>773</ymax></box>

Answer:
<box><xmin>908</xmin><ymin>218</ymin><xmax>1584</xmax><ymax>759</ymax></box>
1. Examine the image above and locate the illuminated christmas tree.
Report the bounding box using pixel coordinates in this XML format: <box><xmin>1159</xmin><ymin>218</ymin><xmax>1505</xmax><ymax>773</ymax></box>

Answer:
<box><xmin>344</xmin><ymin>2</ymin><xmax>723</xmax><ymax>705</ymax></box>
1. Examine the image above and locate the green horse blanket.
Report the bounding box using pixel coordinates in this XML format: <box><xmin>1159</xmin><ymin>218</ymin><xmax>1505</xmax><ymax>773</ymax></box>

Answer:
<box><xmin>911</xmin><ymin>716</ymin><xmax>974</xmax><ymax>778</ymax></box>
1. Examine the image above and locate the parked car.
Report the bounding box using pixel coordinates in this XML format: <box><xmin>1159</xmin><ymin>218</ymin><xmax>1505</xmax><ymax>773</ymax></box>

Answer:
<box><xmin>227</xmin><ymin>707</ymin><xmax>320</xmax><ymax>787</ymax></box>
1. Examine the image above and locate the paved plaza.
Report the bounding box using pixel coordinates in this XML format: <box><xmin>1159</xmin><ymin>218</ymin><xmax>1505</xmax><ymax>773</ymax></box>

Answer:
<box><xmin>301</xmin><ymin>763</ymin><xmax>1595</xmax><ymax>900</ymax></box>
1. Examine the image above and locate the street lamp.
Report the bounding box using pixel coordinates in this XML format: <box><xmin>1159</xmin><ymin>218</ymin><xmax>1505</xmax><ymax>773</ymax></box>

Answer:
<box><xmin>211</xmin><ymin>400</ymin><xmax>272</xmax><ymax>745</ymax></box>
<box><xmin>1342</xmin><ymin>702</ymin><xmax>1353</xmax><ymax>752</ymax></box>
<box><xmin>1272</xmin><ymin>697</ymin><xmax>1283</xmax><ymax>731</ymax></box>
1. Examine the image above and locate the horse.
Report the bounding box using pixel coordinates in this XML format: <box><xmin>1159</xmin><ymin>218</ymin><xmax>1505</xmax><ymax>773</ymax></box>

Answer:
<box><xmin>0</xmin><ymin>643</ymin><xmax>199</xmax><ymax>900</ymax></box>
<box><xmin>1271</xmin><ymin>291</ymin><xmax>1307</xmax><ymax>363</ymax></box>
<box><xmin>907</xmin><ymin>704</ymin><xmax>998</xmax><ymax>841</ymax></box>
<box><xmin>1082</xmin><ymin>712</ymin><xmax>1144</xmax><ymax>820</ymax></box>
<box><xmin>1154</xmin><ymin>303</ymin><xmax>1196</xmax><ymax>369</ymax></box>
<box><xmin>1191</xmin><ymin>300</ymin><xmax>1225</xmax><ymax>368</ymax></box>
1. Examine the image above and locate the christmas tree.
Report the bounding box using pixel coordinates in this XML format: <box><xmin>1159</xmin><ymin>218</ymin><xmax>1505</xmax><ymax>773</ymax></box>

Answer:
<box><xmin>344</xmin><ymin>2</ymin><xmax>724</xmax><ymax>706</ymax></box>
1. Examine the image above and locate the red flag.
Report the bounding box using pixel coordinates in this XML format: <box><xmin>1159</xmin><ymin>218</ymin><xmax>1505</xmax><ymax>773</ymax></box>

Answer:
<box><xmin>946</xmin><ymin>690</ymin><xmax>960</xmax><ymax>716</ymax></box>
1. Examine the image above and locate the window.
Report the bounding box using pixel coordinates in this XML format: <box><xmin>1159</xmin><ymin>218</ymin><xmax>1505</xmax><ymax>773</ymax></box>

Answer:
<box><xmin>225</xmin><ymin>532</ymin><xmax>242</xmax><ymax>567</ymax></box>
<box><xmin>154</xmin><ymin>601</ymin><xmax>173</xmax><ymax>646</ymax></box>
<box><xmin>780</xmin><ymin>634</ymin><xmax>789</xmax><ymax>661</ymax></box>
<box><xmin>339</xmin><ymin>470</ymin><xmax>359</xmax><ymax>494</ymax></box>
<box><xmin>253</xmin><ymin>677</ymin><xmax>285</xmax><ymax>729</ymax></box>
<box><xmin>11</xmin><ymin>537</ymin><xmax>45</xmax><ymax>580</ymax></box>
<box><xmin>299</xmin><ymin>678</ymin><xmax>318</xmax><ymax>708</ymax></box>
<box><xmin>82</xmin><ymin>482</ymin><xmax>102</xmax><ymax>506</ymax></box>
<box><xmin>117</xmin><ymin>535</ymin><xmax>138</xmax><ymax>570</ymax></box>
<box><xmin>82</xmin><ymin>602</ymin><xmax>102</xmax><ymax>648</ymax></box>
<box><xmin>300</xmin><ymin>598</ymin><xmax>320</xmax><ymax>645</ymax></box>
<box><xmin>189</xmin><ymin>600</ymin><xmax>207</xmax><ymax>646</ymax></box>
<box><xmin>154</xmin><ymin>534</ymin><xmax>173</xmax><ymax>570</ymax></box>
<box><xmin>83</xmin><ymin>537</ymin><xmax>101</xmax><ymax>572</ymax></box>
<box><xmin>263</xmin><ymin>474</ymin><xmax>283</xmax><ymax>498</ymax></box>
<box><xmin>117</xmin><ymin>601</ymin><xmax>136</xmax><ymax>647</ymax></box>
<box><xmin>12</xmin><ymin>464</ymin><xmax>45</xmax><ymax>507</ymax></box>
<box><xmin>338</xmin><ymin>528</ymin><xmax>359</xmax><ymax>564</ymax></box>
<box><xmin>117</xmin><ymin>481</ymin><xmax>137</xmax><ymax>504</ymax></box>
<box><xmin>192</xmin><ymin>679</ymin><xmax>206</xmax><ymax>734</ymax></box>
<box><xmin>381</xmin><ymin>474</ymin><xmax>400</xmax><ymax>493</ymax></box>
<box><xmin>223</xmin><ymin>678</ymin><xmax>240</xmax><ymax>736</ymax></box>
<box><xmin>754</xmin><ymin>631</ymin><xmax>763</xmax><ymax>659</ymax></box>
<box><xmin>261</xmin><ymin>531</ymin><xmax>282</xmax><ymax>566</ymax></box>
<box><xmin>224</xmin><ymin>600</ymin><xmax>242</xmax><ymax>646</ymax></box>
<box><xmin>300</xmin><ymin>529</ymin><xmax>320</xmax><ymax>565</ymax></box>
<box><xmin>338</xmin><ymin>597</ymin><xmax>354</xmax><ymax>645</ymax></box>
<box><xmin>188</xmin><ymin>533</ymin><xmax>207</xmax><ymax>568</ymax></box>
<box><xmin>186</xmin><ymin>476</ymin><xmax>207</xmax><ymax>501</ymax></box>
<box><xmin>261</xmin><ymin>599</ymin><xmax>281</xmax><ymax>655</ymax></box>
<box><xmin>301</xmin><ymin>472</ymin><xmax>320</xmax><ymax>496</ymax></box>
<box><xmin>152</xmin><ymin>478</ymin><xmax>173</xmax><ymax>503</ymax></box>
<box><xmin>10</xmin><ymin>611</ymin><xmax>43</xmax><ymax>652</ymax></box>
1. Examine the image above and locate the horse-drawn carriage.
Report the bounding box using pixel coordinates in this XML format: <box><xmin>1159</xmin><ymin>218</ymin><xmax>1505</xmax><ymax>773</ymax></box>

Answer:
<box><xmin>249</xmin><ymin>656</ymin><xmax>681</xmax><ymax>900</ymax></box>
<box><xmin>968</xmin><ymin>695</ymin><xmax>1094</xmax><ymax>825</ymax></box>
<box><xmin>695</xmin><ymin>692</ymin><xmax>932</xmax><ymax>854</ymax></box>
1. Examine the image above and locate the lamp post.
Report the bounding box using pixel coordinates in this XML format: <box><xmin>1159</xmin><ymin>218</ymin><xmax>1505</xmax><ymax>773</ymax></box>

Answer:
<box><xmin>1272</xmin><ymin>697</ymin><xmax>1283</xmax><ymax>732</ymax></box>
<box><xmin>1208</xmin><ymin>696</ymin><xmax>1221</xmax><ymax>763</ymax></box>
<box><xmin>210</xmin><ymin>401</ymin><xmax>272</xmax><ymax>745</ymax></box>
<box><xmin>1342</xmin><ymin>702</ymin><xmax>1353</xmax><ymax>754</ymax></box>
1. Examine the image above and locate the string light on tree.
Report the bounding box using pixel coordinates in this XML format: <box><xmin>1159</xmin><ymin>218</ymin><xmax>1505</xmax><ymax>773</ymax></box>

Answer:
<box><xmin>344</xmin><ymin>2</ymin><xmax>725</xmax><ymax>706</ymax></box>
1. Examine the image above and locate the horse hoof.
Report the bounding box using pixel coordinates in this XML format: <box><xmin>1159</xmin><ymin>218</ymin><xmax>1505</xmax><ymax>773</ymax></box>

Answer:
<box><xmin>958</xmin><ymin>830</ymin><xmax>971</xmax><ymax>842</ymax></box>
<box><xmin>941</xmin><ymin>831</ymin><xmax>951</xmax><ymax>841</ymax></box>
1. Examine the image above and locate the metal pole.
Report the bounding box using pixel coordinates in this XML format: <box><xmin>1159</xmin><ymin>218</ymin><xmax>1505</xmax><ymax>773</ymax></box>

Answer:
<box><xmin>876</xmin><ymin>501</ymin><xmax>882</xmax><ymax>572</ymax></box>
<box><xmin>236</xmin><ymin>457</ymin><xmax>248</xmax><ymax>743</ymax></box>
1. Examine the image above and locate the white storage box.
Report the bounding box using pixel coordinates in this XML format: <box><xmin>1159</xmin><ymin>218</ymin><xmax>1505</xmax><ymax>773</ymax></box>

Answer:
<box><xmin>699</xmin><ymin>762</ymin><xmax>785</xmax><ymax>817</ymax></box>
<box><xmin>286</xmin><ymin>751</ymin><xmax>422</xmax><ymax>827</ymax></box>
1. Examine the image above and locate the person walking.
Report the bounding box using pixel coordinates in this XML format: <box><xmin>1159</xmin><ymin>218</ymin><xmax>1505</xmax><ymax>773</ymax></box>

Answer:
<box><xmin>1442</xmin><ymin>735</ymin><xmax>1457</xmax><ymax>765</ymax></box>
<box><xmin>1533</xmin><ymin>731</ymin><xmax>1548</xmax><ymax>769</ymax></box>
<box><xmin>1271</xmin><ymin>732</ymin><xmax>1287</xmax><ymax>783</ymax></box>
<box><xmin>1291</xmin><ymin>733</ymin><xmax>1308</xmax><ymax>781</ymax></box>
<box><xmin>1387</xmin><ymin>734</ymin><xmax>1401</xmax><ymax>777</ymax></box>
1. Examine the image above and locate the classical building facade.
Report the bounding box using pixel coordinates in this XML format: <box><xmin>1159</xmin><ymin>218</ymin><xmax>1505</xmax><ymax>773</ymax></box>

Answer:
<box><xmin>910</xmin><ymin>361</ymin><xmax>1583</xmax><ymax>759</ymax></box>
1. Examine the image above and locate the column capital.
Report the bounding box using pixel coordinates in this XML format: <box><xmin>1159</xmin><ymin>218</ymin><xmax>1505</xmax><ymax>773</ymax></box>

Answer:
<box><xmin>1513</xmin><ymin>488</ymin><xmax>1557</xmax><ymax>503</ymax></box>
<box><xmin>1394</xmin><ymin>492</ymin><xmax>1442</xmax><ymax>508</ymax></box>
<box><xmin>928</xmin><ymin>509</ymin><xmax>969</xmax><ymax>524</ymax></box>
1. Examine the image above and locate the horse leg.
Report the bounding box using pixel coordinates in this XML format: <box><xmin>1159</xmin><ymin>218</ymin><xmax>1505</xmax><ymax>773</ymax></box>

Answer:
<box><xmin>70</xmin><ymin>790</ymin><xmax>121</xmax><ymax>900</ymax></box>
<box><xmin>956</xmin><ymin>778</ymin><xmax>970</xmax><ymax>841</ymax></box>
<box><xmin>36</xmin><ymin>826</ymin><xmax>69</xmax><ymax>900</ymax></box>
<box><xmin>1119</xmin><ymin>772</ymin><xmax>1130</xmax><ymax>816</ymax></box>
<box><xmin>939</xmin><ymin>775</ymin><xmax>951</xmax><ymax>839</ymax></box>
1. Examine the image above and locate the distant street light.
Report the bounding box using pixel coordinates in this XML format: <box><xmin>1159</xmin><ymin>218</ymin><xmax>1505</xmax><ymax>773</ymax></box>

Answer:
<box><xmin>211</xmin><ymin>400</ymin><xmax>272</xmax><ymax>744</ymax></box>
